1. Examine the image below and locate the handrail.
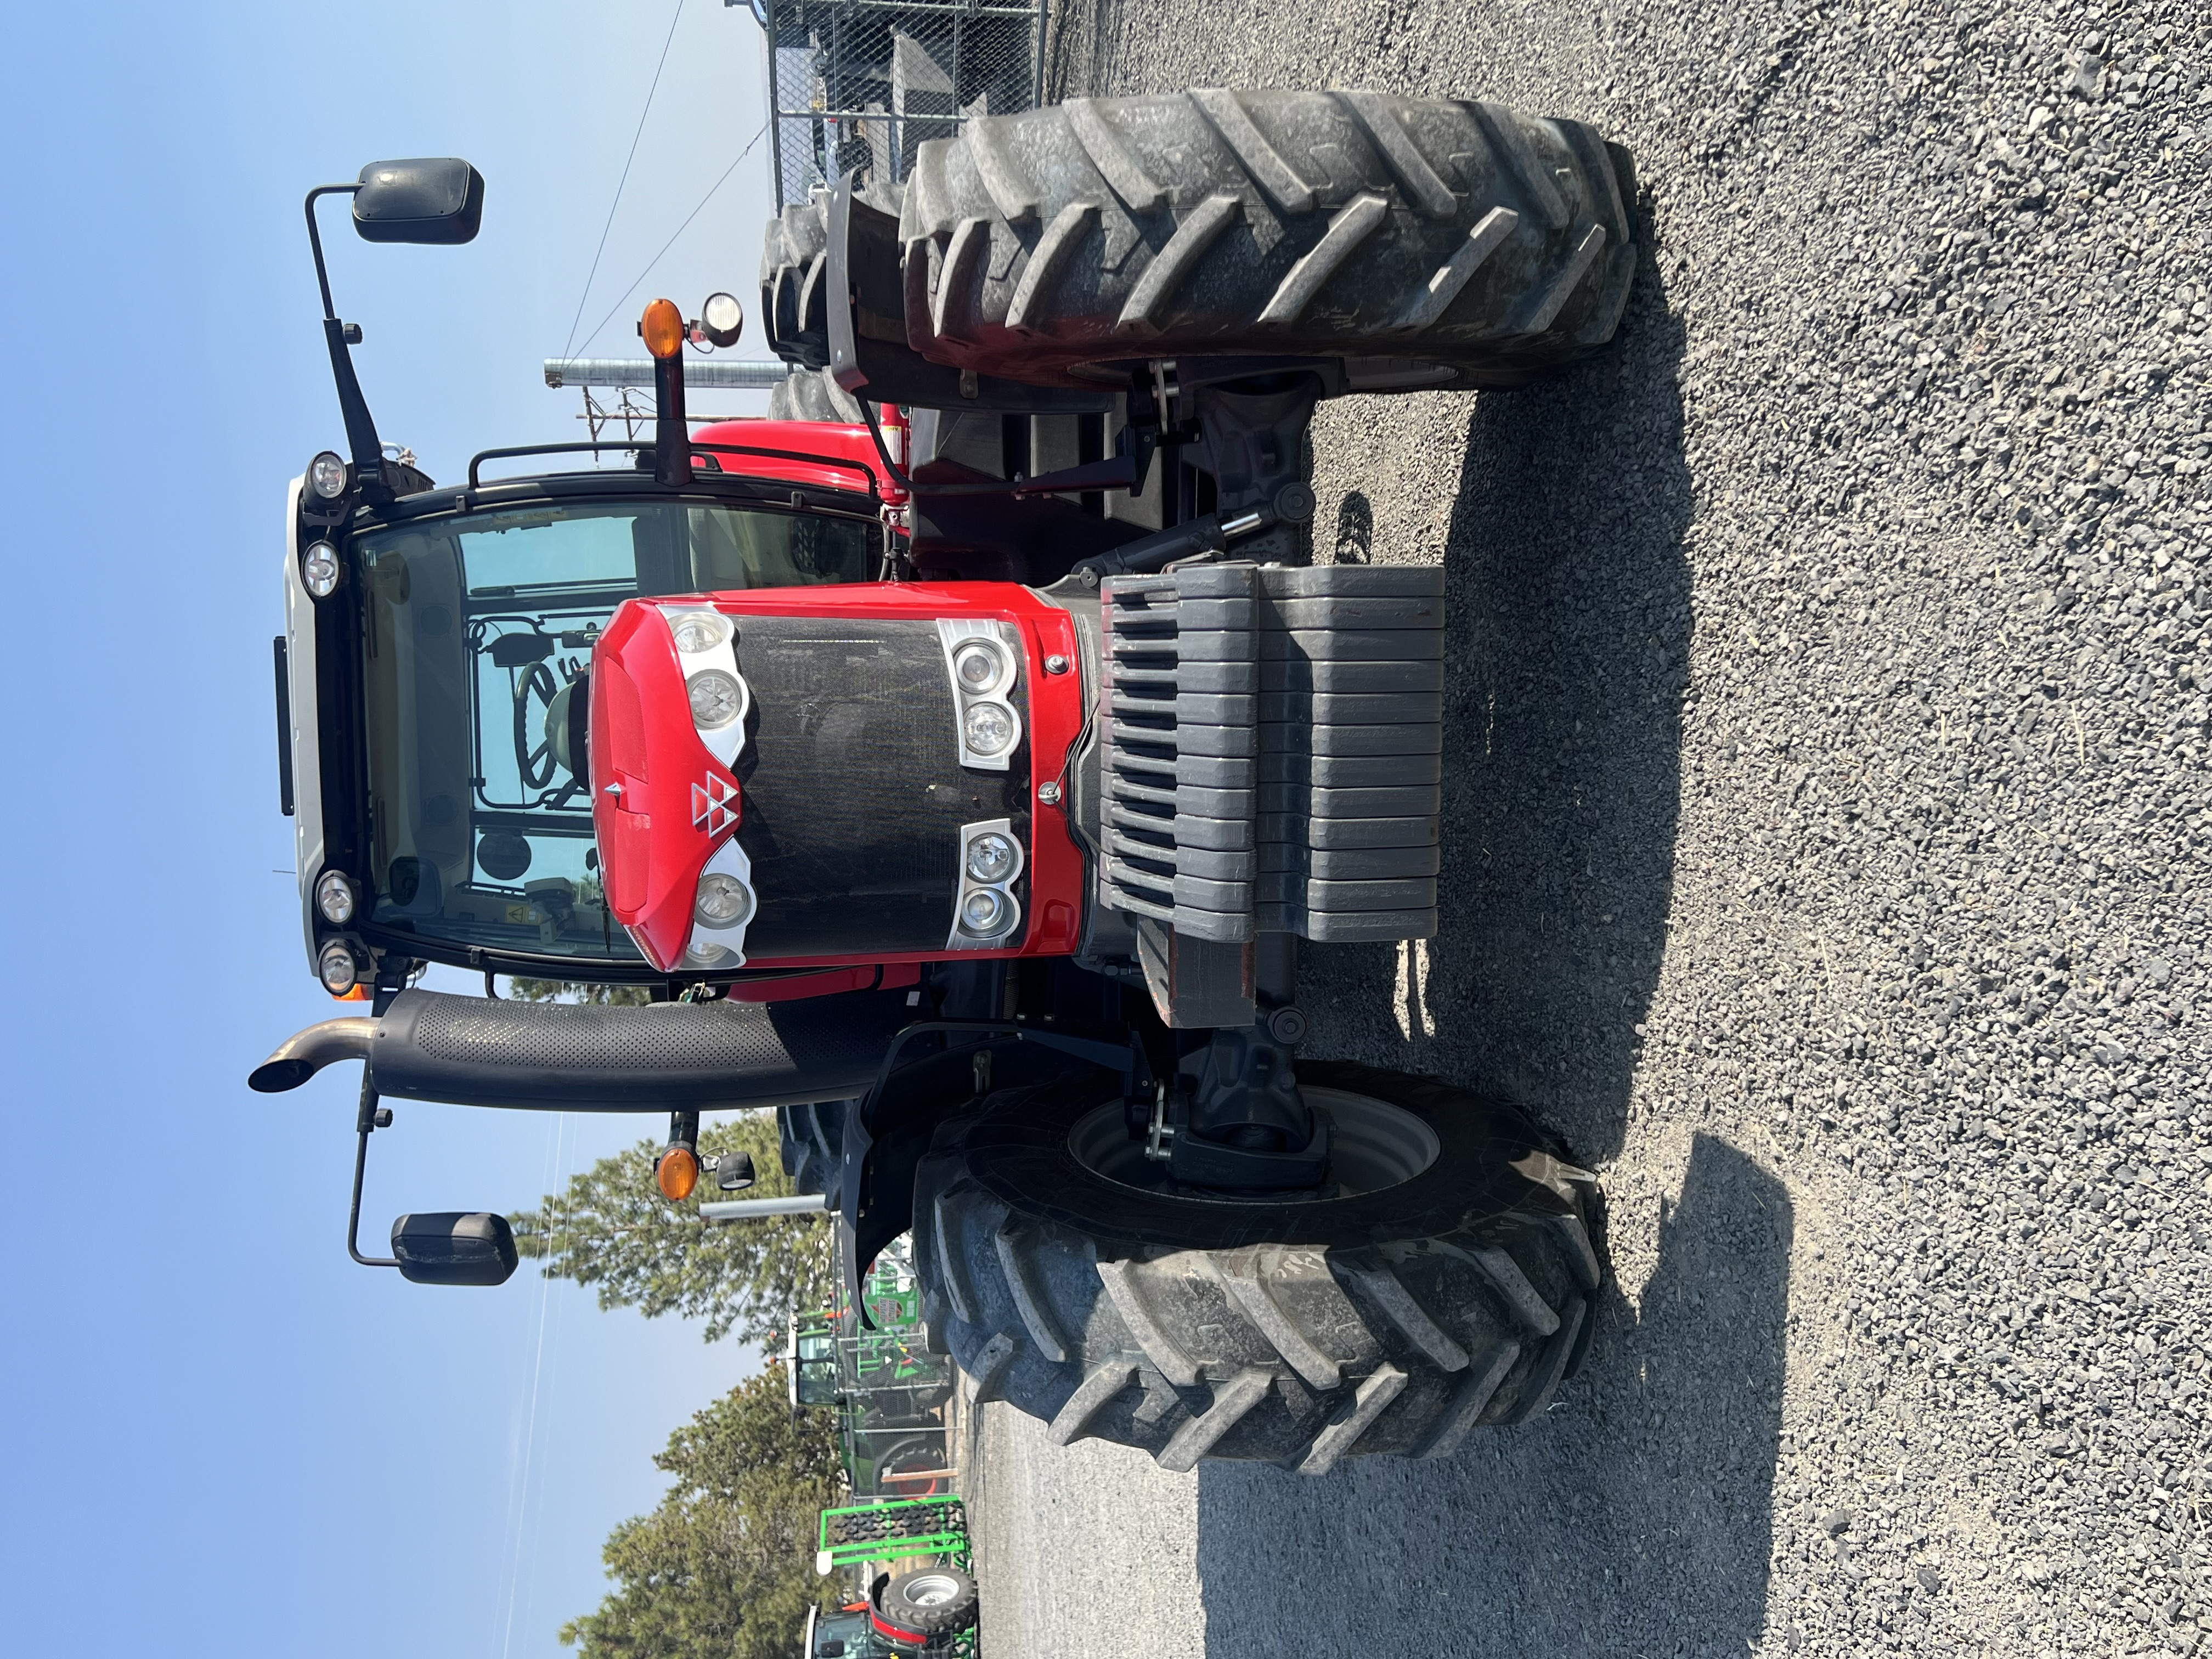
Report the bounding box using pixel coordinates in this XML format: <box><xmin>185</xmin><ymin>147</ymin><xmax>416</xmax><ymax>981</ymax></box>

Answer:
<box><xmin>466</xmin><ymin>439</ymin><xmax>882</xmax><ymax>497</ymax></box>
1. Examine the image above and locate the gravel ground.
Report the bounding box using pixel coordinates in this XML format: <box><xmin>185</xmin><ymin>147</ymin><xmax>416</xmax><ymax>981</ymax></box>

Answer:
<box><xmin>963</xmin><ymin>0</ymin><xmax>2212</xmax><ymax>1654</ymax></box>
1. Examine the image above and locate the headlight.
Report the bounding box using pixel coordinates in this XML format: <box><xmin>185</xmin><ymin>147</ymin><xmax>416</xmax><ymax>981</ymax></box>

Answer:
<box><xmin>951</xmin><ymin>638</ymin><xmax>1011</xmax><ymax>695</ymax></box>
<box><xmin>315</xmin><ymin>871</ymin><xmax>356</xmax><ymax>924</ymax></box>
<box><xmin>694</xmin><ymin>872</ymin><xmax>754</xmax><ymax>929</ymax></box>
<box><xmin>309</xmin><ymin>452</ymin><xmax>349</xmax><ymax>500</ymax></box>
<box><xmin>317</xmin><ymin>941</ymin><xmax>359</xmax><ymax>994</ymax></box>
<box><xmin>301</xmin><ymin>541</ymin><xmax>341</xmax><ymax>597</ymax></box>
<box><xmin>669</xmin><ymin>610</ymin><xmax>731</xmax><ymax>654</ymax></box>
<box><xmin>683</xmin><ymin>939</ymin><xmax>733</xmax><ymax>968</ymax></box>
<box><xmin>958</xmin><ymin>887</ymin><xmax>1008</xmax><ymax>935</ymax></box>
<box><xmin>698</xmin><ymin>291</ymin><xmax>744</xmax><ymax>349</ymax></box>
<box><xmin>962</xmin><ymin>702</ymin><xmax>1016</xmax><ymax>757</ymax></box>
<box><xmin>966</xmin><ymin>832</ymin><xmax>1017</xmax><ymax>883</ymax></box>
<box><xmin>687</xmin><ymin>669</ymin><xmax>744</xmax><ymax>730</ymax></box>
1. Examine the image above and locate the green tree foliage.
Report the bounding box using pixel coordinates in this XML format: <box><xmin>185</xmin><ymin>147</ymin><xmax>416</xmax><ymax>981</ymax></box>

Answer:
<box><xmin>560</xmin><ymin>1369</ymin><xmax>843</xmax><ymax>1659</ymax></box>
<box><xmin>509</xmin><ymin>1113</ymin><xmax>833</xmax><ymax>1347</ymax></box>
<box><xmin>507</xmin><ymin>978</ymin><xmax>652</xmax><ymax>1006</ymax></box>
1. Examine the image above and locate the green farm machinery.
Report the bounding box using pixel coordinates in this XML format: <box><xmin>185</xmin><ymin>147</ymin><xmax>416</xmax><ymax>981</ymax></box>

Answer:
<box><xmin>787</xmin><ymin>1235</ymin><xmax>958</xmax><ymax>1500</ymax></box>
<box><xmin>808</xmin><ymin>1496</ymin><xmax>980</xmax><ymax>1657</ymax></box>
<box><xmin>788</xmin><ymin>1235</ymin><xmax>980</xmax><ymax>1653</ymax></box>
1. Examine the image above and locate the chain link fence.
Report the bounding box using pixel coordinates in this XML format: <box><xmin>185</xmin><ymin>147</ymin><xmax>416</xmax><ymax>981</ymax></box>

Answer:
<box><xmin>741</xmin><ymin>0</ymin><xmax>1046</xmax><ymax>208</ymax></box>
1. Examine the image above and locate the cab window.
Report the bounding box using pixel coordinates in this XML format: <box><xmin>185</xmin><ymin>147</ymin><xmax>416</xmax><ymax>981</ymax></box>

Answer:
<box><xmin>355</xmin><ymin>498</ymin><xmax>871</xmax><ymax>965</ymax></box>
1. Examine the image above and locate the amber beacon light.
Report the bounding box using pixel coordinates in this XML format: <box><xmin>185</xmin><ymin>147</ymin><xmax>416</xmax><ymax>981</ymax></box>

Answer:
<box><xmin>641</xmin><ymin>298</ymin><xmax>685</xmax><ymax>361</ymax></box>
<box><xmin>654</xmin><ymin>1143</ymin><xmax>701</xmax><ymax>1201</ymax></box>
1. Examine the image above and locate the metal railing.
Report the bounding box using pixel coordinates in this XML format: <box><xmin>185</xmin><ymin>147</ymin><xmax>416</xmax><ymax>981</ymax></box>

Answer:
<box><xmin>544</xmin><ymin>357</ymin><xmax>793</xmax><ymax>390</ymax></box>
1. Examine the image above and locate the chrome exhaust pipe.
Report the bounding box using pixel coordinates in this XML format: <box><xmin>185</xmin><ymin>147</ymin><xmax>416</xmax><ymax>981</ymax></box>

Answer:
<box><xmin>247</xmin><ymin>1016</ymin><xmax>377</xmax><ymax>1093</ymax></box>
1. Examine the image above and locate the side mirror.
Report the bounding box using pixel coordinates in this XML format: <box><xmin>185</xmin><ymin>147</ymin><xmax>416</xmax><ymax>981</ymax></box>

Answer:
<box><xmin>353</xmin><ymin>159</ymin><xmax>486</xmax><ymax>246</ymax></box>
<box><xmin>391</xmin><ymin>1211</ymin><xmax>518</xmax><ymax>1285</ymax></box>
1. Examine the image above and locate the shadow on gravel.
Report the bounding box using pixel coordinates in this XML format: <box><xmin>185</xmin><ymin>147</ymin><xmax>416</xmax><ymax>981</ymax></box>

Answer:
<box><xmin>1301</xmin><ymin>233</ymin><xmax>1692</xmax><ymax>1170</ymax></box>
<box><xmin>1194</xmin><ymin>1134</ymin><xmax>1792</xmax><ymax>1657</ymax></box>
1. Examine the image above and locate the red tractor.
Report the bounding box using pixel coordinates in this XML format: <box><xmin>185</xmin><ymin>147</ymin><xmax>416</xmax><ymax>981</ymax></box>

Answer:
<box><xmin>255</xmin><ymin>89</ymin><xmax>1635</xmax><ymax>1473</ymax></box>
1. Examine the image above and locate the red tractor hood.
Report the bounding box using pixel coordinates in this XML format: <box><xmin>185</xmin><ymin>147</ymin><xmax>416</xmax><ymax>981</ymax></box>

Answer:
<box><xmin>693</xmin><ymin>415</ymin><xmax>904</xmax><ymax>503</ymax></box>
<box><xmin>591</xmin><ymin>583</ymin><xmax>1088</xmax><ymax>978</ymax></box>
<box><xmin>589</xmin><ymin>602</ymin><xmax>744</xmax><ymax>971</ymax></box>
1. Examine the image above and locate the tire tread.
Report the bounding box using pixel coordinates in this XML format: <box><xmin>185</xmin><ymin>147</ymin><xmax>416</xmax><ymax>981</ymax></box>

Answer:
<box><xmin>916</xmin><ymin>1065</ymin><xmax>1606</xmax><ymax>1474</ymax></box>
<box><xmin>900</xmin><ymin>87</ymin><xmax>1635</xmax><ymax>385</ymax></box>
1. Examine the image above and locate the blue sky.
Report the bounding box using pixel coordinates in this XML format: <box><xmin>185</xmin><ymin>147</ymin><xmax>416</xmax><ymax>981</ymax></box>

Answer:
<box><xmin>0</xmin><ymin>3</ymin><xmax>789</xmax><ymax>1653</ymax></box>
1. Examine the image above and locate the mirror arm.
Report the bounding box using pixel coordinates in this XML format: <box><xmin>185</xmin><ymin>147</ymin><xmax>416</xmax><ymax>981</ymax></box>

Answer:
<box><xmin>348</xmin><ymin>1075</ymin><xmax>400</xmax><ymax>1269</ymax></box>
<box><xmin>304</xmin><ymin>183</ymin><xmax>388</xmax><ymax>496</ymax></box>
<box><xmin>323</xmin><ymin>318</ymin><xmax>387</xmax><ymax>494</ymax></box>
<box><xmin>303</xmin><ymin>184</ymin><xmax>358</xmax><ymax>321</ymax></box>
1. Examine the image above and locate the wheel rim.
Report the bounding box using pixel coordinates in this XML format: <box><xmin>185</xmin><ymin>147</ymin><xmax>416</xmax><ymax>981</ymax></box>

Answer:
<box><xmin>1067</xmin><ymin>1086</ymin><xmax>1441</xmax><ymax>1201</ymax></box>
<box><xmin>897</xmin><ymin>1573</ymin><xmax>963</xmax><ymax>1608</ymax></box>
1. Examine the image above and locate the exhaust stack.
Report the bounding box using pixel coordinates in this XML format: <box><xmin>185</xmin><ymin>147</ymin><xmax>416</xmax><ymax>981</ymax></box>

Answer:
<box><xmin>247</xmin><ymin>1016</ymin><xmax>376</xmax><ymax>1093</ymax></box>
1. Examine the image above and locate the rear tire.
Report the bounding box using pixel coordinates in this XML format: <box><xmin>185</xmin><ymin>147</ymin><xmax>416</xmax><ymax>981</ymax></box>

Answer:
<box><xmin>767</xmin><ymin>365</ymin><xmax>867</xmax><ymax>424</ymax></box>
<box><xmin>873</xmin><ymin>1433</ymin><xmax>950</xmax><ymax>1499</ymax></box>
<box><xmin>898</xmin><ymin>88</ymin><xmax>1637</xmax><ymax>389</ymax></box>
<box><xmin>761</xmin><ymin>177</ymin><xmax>906</xmax><ymax>372</ymax></box>
<box><xmin>910</xmin><ymin>1062</ymin><xmax>1606</xmax><ymax>1473</ymax></box>
<box><xmin>759</xmin><ymin>198</ymin><xmax>831</xmax><ymax>369</ymax></box>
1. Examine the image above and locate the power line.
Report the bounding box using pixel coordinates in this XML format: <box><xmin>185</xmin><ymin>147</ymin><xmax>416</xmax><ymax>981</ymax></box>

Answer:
<box><xmin>561</xmin><ymin>0</ymin><xmax>690</xmax><ymax>360</ymax></box>
<box><xmin>573</xmin><ymin>121</ymin><xmax>769</xmax><ymax>357</ymax></box>
<box><xmin>498</xmin><ymin>1111</ymin><xmax>572</xmax><ymax>1659</ymax></box>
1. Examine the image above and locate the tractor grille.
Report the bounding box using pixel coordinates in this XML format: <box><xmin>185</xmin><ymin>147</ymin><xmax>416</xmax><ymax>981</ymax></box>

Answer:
<box><xmin>1096</xmin><ymin>563</ymin><xmax>1444</xmax><ymax>944</ymax></box>
<box><xmin>736</xmin><ymin>616</ymin><xmax>1029</xmax><ymax>956</ymax></box>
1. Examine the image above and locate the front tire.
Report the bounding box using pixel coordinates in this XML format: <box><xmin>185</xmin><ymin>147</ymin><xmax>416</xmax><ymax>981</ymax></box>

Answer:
<box><xmin>899</xmin><ymin>88</ymin><xmax>1637</xmax><ymax>389</ymax></box>
<box><xmin>911</xmin><ymin>1063</ymin><xmax>1606</xmax><ymax>1474</ymax></box>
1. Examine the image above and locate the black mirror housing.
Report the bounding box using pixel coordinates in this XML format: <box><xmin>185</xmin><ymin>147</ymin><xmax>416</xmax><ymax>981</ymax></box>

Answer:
<box><xmin>353</xmin><ymin>159</ymin><xmax>485</xmax><ymax>245</ymax></box>
<box><xmin>391</xmin><ymin>1211</ymin><xmax>518</xmax><ymax>1285</ymax></box>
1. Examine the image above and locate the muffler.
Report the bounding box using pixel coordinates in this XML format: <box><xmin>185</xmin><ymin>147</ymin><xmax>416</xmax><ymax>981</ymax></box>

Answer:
<box><xmin>246</xmin><ymin>987</ymin><xmax>912</xmax><ymax>1111</ymax></box>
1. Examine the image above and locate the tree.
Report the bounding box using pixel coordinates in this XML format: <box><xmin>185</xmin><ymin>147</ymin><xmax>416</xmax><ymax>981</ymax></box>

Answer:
<box><xmin>507</xmin><ymin>978</ymin><xmax>651</xmax><ymax>1006</ymax></box>
<box><xmin>560</xmin><ymin>1369</ymin><xmax>844</xmax><ymax>1659</ymax></box>
<box><xmin>509</xmin><ymin>1112</ymin><xmax>834</xmax><ymax>1348</ymax></box>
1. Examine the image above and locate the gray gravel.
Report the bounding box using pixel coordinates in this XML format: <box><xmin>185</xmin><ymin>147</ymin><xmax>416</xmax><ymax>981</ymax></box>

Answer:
<box><xmin>964</xmin><ymin>0</ymin><xmax>2212</xmax><ymax>1654</ymax></box>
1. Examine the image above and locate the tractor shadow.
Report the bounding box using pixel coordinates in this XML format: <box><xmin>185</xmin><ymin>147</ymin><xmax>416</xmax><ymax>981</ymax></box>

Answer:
<box><xmin>1193</xmin><ymin>1134</ymin><xmax>1793</xmax><ymax>1658</ymax></box>
<box><xmin>1296</xmin><ymin>229</ymin><xmax>1692</xmax><ymax>1171</ymax></box>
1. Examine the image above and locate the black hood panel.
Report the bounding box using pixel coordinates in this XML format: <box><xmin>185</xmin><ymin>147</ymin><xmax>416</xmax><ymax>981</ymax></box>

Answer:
<box><xmin>732</xmin><ymin>616</ymin><xmax>1029</xmax><ymax>956</ymax></box>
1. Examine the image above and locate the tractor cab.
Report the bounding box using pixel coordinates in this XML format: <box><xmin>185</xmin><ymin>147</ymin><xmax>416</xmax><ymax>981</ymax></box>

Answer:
<box><xmin>787</xmin><ymin>1311</ymin><xmax>841</xmax><ymax>1408</ymax></box>
<box><xmin>278</xmin><ymin>156</ymin><xmax>900</xmax><ymax>1000</ymax></box>
<box><xmin>802</xmin><ymin>1606</ymin><xmax>876</xmax><ymax>1659</ymax></box>
<box><xmin>292</xmin><ymin>470</ymin><xmax>888</xmax><ymax>995</ymax></box>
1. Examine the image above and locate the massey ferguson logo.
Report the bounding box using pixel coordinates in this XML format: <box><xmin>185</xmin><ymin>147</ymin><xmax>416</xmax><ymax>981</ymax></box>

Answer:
<box><xmin>690</xmin><ymin>775</ymin><xmax>740</xmax><ymax>836</ymax></box>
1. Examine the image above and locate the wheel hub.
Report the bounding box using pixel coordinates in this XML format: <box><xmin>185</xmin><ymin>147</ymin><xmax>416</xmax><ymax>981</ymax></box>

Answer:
<box><xmin>1071</xmin><ymin>1086</ymin><xmax>1440</xmax><ymax>1200</ymax></box>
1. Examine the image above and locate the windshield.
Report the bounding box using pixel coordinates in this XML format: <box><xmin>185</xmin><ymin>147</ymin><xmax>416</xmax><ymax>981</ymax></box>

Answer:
<box><xmin>356</xmin><ymin>498</ymin><xmax>872</xmax><ymax>963</ymax></box>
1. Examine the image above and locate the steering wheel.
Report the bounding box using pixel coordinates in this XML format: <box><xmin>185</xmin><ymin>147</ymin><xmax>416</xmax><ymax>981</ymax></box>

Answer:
<box><xmin>513</xmin><ymin>662</ymin><xmax>563</xmax><ymax>790</ymax></box>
